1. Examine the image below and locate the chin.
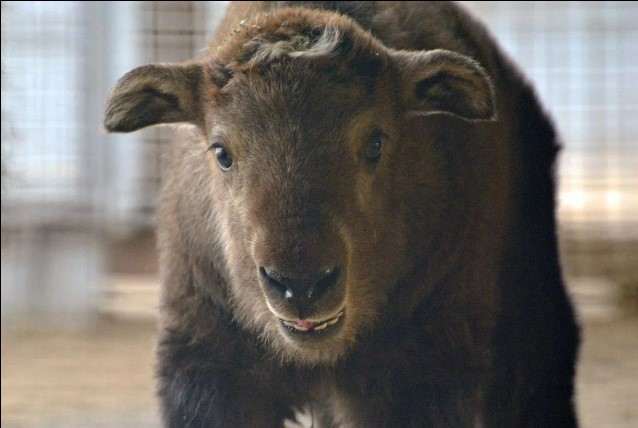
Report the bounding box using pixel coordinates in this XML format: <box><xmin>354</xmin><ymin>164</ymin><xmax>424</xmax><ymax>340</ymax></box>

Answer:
<box><xmin>263</xmin><ymin>308</ymin><xmax>359</xmax><ymax>367</ymax></box>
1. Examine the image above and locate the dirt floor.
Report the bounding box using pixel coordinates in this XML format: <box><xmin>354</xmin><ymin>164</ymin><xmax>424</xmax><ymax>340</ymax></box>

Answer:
<box><xmin>2</xmin><ymin>313</ymin><xmax>637</xmax><ymax>428</ymax></box>
<box><xmin>1</xmin><ymin>318</ymin><xmax>159</xmax><ymax>428</ymax></box>
<box><xmin>575</xmin><ymin>316</ymin><xmax>638</xmax><ymax>428</ymax></box>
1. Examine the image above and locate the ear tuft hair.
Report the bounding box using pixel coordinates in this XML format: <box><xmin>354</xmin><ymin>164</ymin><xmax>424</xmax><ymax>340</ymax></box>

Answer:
<box><xmin>393</xmin><ymin>49</ymin><xmax>497</xmax><ymax>122</ymax></box>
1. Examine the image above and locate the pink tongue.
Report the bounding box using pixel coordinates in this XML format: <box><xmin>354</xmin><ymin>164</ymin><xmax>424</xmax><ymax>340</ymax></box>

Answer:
<box><xmin>295</xmin><ymin>320</ymin><xmax>316</xmax><ymax>329</ymax></box>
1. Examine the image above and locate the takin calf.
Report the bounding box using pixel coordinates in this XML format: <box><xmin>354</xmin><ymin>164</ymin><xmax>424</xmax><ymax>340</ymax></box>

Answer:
<box><xmin>104</xmin><ymin>1</ymin><xmax>580</xmax><ymax>427</ymax></box>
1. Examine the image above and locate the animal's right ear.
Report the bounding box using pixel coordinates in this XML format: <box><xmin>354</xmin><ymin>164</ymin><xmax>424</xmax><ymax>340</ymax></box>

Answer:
<box><xmin>104</xmin><ymin>62</ymin><xmax>203</xmax><ymax>133</ymax></box>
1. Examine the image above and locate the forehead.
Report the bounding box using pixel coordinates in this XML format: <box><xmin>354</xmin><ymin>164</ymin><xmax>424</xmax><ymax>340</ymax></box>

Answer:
<box><xmin>206</xmin><ymin>7</ymin><xmax>390</xmax><ymax>131</ymax></box>
<box><xmin>218</xmin><ymin>64</ymin><xmax>373</xmax><ymax>138</ymax></box>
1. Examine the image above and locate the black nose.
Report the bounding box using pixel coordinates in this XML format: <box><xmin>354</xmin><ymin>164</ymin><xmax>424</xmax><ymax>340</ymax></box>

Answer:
<box><xmin>259</xmin><ymin>266</ymin><xmax>343</xmax><ymax>307</ymax></box>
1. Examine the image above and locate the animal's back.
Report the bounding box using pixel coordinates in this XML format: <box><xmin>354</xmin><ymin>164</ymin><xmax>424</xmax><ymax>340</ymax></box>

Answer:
<box><xmin>211</xmin><ymin>2</ymin><xmax>580</xmax><ymax>425</ymax></box>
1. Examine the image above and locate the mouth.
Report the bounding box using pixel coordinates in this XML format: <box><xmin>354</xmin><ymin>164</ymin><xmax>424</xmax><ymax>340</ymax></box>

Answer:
<box><xmin>279</xmin><ymin>310</ymin><xmax>345</xmax><ymax>335</ymax></box>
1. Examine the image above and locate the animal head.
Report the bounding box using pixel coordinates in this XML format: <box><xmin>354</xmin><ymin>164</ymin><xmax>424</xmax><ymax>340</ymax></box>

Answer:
<box><xmin>104</xmin><ymin>8</ymin><xmax>496</xmax><ymax>366</ymax></box>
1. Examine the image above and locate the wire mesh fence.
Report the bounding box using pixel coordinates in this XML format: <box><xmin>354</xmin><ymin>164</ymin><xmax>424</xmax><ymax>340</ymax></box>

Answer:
<box><xmin>1</xmin><ymin>1</ymin><xmax>226</xmax><ymax>322</ymax></box>
<box><xmin>1</xmin><ymin>0</ymin><xmax>636</xmax><ymax>319</ymax></box>
<box><xmin>462</xmin><ymin>1</ymin><xmax>638</xmax><ymax>237</ymax></box>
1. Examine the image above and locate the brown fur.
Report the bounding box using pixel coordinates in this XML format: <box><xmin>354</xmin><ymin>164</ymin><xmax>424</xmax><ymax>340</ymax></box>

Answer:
<box><xmin>104</xmin><ymin>2</ymin><xmax>579</xmax><ymax>427</ymax></box>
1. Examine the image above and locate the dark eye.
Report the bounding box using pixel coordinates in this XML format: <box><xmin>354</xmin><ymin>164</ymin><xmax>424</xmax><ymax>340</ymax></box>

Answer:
<box><xmin>209</xmin><ymin>141</ymin><xmax>233</xmax><ymax>171</ymax></box>
<box><xmin>364</xmin><ymin>131</ymin><xmax>384</xmax><ymax>163</ymax></box>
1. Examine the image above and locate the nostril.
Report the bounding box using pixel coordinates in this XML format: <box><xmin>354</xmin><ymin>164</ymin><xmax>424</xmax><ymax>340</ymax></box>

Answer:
<box><xmin>259</xmin><ymin>267</ymin><xmax>293</xmax><ymax>299</ymax></box>
<box><xmin>310</xmin><ymin>267</ymin><xmax>343</xmax><ymax>300</ymax></box>
<box><xmin>259</xmin><ymin>266</ymin><xmax>343</xmax><ymax>303</ymax></box>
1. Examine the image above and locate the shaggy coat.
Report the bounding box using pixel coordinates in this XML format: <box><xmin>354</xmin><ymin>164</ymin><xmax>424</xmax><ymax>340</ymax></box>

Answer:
<box><xmin>104</xmin><ymin>2</ymin><xmax>580</xmax><ymax>427</ymax></box>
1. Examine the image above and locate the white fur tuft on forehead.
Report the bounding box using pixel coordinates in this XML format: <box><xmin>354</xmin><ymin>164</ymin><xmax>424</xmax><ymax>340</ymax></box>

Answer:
<box><xmin>247</xmin><ymin>25</ymin><xmax>341</xmax><ymax>66</ymax></box>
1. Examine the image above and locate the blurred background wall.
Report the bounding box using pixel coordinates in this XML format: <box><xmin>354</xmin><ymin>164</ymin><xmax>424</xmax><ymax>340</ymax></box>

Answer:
<box><xmin>1</xmin><ymin>2</ymin><xmax>637</xmax><ymax>427</ymax></box>
<box><xmin>2</xmin><ymin>1</ymin><xmax>636</xmax><ymax>324</ymax></box>
<box><xmin>2</xmin><ymin>1</ymin><xmax>227</xmax><ymax>324</ymax></box>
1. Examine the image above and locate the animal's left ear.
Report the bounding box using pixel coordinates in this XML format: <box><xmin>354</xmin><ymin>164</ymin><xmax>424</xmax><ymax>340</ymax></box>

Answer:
<box><xmin>392</xmin><ymin>49</ymin><xmax>497</xmax><ymax>121</ymax></box>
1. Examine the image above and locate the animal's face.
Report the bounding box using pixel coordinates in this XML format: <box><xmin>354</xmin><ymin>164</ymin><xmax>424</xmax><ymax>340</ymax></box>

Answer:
<box><xmin>104</xmin><ymin>9</ymin><xmax>496</xmax><ymax>365</ymax></box>
<box><xmin>202</xmin><ymin>63</ymin><xmax>406</xmax><ymax>363</ymax></box>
